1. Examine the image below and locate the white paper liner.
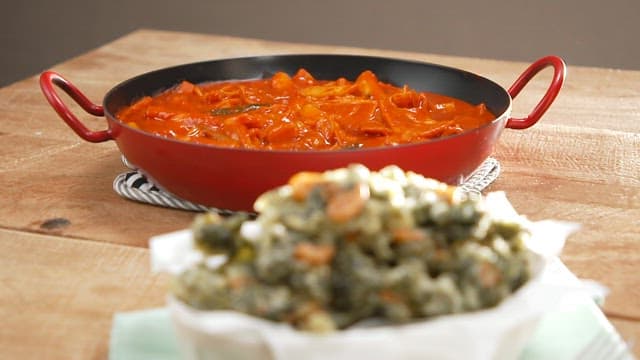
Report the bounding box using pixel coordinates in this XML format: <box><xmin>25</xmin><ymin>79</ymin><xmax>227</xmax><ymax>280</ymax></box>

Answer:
<box><xmin>150</xmin><ymin>192</ymin><xmax>582</xmax><ymax>360</ymax></box>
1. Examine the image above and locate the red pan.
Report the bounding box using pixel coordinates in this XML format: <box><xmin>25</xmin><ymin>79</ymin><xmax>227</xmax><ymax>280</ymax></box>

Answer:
<box><xmin>40</xmin><ymin>54</ymin><xmax>565</xmax><ymax>211</ymax></box>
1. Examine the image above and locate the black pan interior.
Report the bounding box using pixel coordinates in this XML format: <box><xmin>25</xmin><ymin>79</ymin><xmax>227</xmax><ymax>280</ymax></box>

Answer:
<box><xmin>104</xmin><ymin>54</ymin><xmax>511</xmax><ymax>120</ymax></box>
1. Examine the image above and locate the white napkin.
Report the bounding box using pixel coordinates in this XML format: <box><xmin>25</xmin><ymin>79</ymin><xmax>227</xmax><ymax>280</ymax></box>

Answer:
<box><xmin>150</xmin><ymin>192</ymin><xmax>585</xmax><ymax>360</ymax></box>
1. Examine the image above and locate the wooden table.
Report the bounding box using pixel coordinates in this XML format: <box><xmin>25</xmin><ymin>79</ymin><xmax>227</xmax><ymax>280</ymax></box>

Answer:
<box><xmin>1</xmin><ymin>29</ymin><xmax>638</xmax><ymax>359</ymax></box>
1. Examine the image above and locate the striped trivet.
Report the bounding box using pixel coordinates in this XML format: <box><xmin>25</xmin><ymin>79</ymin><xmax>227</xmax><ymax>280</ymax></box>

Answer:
<box><xmin>113</xmin><ymin>156</ymin><xmax>500</xmax><ymax>213</ymax></box>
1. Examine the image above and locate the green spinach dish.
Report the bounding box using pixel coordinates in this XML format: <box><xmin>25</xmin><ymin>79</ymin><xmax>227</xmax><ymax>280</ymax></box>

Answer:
<box><xmin>171</xmin><ymin>165</ymin><xmax>531</xmax><ymax>332</ymax></box>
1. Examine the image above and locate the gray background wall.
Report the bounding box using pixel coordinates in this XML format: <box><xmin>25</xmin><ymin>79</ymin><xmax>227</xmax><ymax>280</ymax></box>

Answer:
<box><xmin>2</xmin><ymin>0</ymin><xmax>639</xmax><ymax>87</ymax></box>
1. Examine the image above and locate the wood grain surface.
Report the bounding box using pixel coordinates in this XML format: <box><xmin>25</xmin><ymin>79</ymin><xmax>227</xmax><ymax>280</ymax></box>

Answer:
<box><xmin>0</xmin><ymin>29</ymin><xmax>638</xmax><ymax>358</ymax></box>
<box><xmin>0</xmin><ymin>229</ymin><xmax>168</xmax><ymax>360</ymax></box>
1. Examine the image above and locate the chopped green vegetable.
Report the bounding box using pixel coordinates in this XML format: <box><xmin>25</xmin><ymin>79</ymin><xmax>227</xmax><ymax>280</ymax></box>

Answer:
<box><xmin>210</xmin><ymin>103</ymin><xmax>271</xmax><ymax>116</ymax></box>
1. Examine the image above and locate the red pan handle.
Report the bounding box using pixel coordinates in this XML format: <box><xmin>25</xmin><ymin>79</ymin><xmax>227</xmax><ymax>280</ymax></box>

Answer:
<box><xmin>506</xmin><ymin>56</ymin><xmax>566</xmax><ymax>129</ymax></box>
<box><xmin>39</xmin><ymin>71</ymin><xmax>113</xmax><ymax>143</ymax></box>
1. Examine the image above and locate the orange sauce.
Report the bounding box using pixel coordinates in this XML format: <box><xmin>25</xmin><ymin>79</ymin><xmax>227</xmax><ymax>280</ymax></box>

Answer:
<box><xmin>116</xmin><ymin>69</ymin><xmax>495</xmax><ymax>150</ymax></box>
